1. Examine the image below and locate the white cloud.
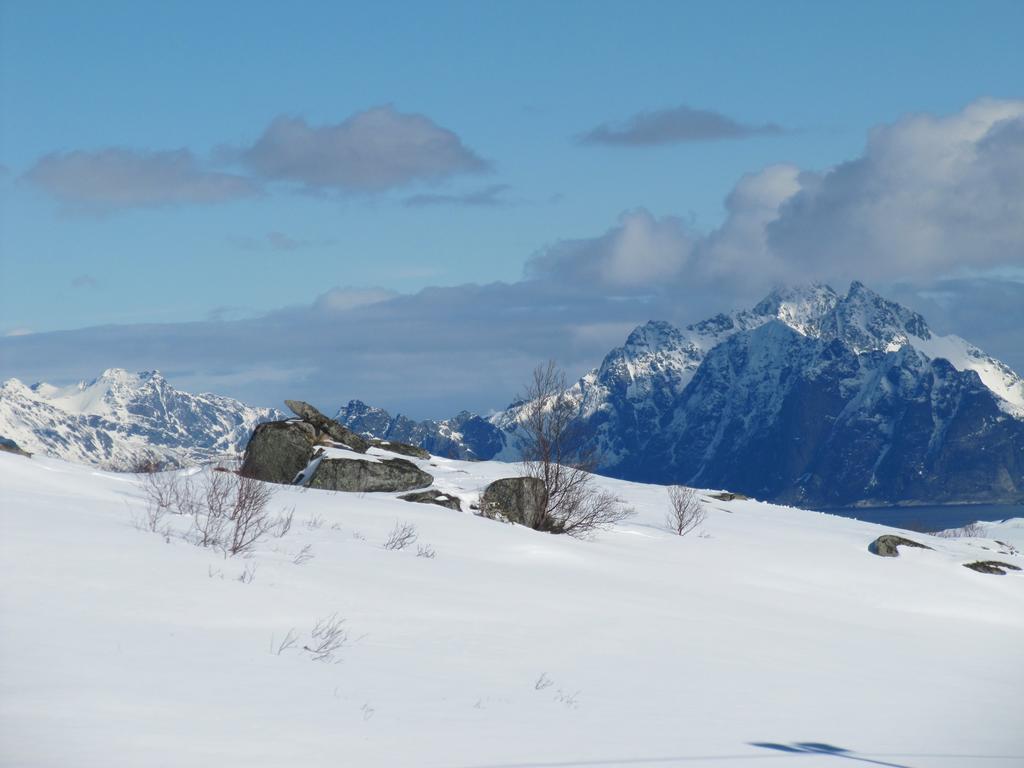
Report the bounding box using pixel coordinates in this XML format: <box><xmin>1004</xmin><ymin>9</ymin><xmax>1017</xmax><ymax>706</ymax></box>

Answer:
<box><xmin>527</xmin><ymin>210</ymin><xmax>695</xmax><ymax>290</ymax></box>
<box><xmin>766</xmin><ymin>98</ymin><xmax>1024</xmax><ymax>280</ymax></box>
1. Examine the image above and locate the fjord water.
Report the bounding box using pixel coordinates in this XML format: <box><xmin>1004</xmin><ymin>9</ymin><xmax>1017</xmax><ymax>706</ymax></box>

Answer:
<box><xmin>820</xmin><ymin>502</ymin><xmax>1024</xmax><ymax>531</ymax></box>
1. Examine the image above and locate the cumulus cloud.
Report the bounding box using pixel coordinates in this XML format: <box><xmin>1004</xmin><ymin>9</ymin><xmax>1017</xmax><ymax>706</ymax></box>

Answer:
<box><xmin>527</xmin><ymin>210</ymin><xmax>696</xmax><ymax>290</ymax></box>
<box><xmin>534</xmin><ymin>99</ymin><xmax>1024</xmax><ymax>296</ymax></box>
<box><xmin>766</xmin><ymin>99</ymin><xmax>1024</xmax><ymax>280</ymax></box>
<box><xmin>578</xmin><ymin>104</ymin><xmax>783</xmax><ymax>146</ymax></box>
<box><xmin>404</xmin><ymin>184</ymin><xmax>511</xmax><ymax>208</ymax></box>
<box><xmin>240</xmin><ymin>106</ymin><xmax>489</xmax><ymax>193</ymax></box>
<box><xmin>22</xmin><ymin>148</ymin><xmax>259</xmax><ymax>212</ymax></box>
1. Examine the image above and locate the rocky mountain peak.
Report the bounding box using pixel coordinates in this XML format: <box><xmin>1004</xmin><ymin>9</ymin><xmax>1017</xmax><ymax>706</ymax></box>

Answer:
<box><xmin>751</xmin><ymin>282</ymin><xmax>840</xmax><ymax>336</ymax></box>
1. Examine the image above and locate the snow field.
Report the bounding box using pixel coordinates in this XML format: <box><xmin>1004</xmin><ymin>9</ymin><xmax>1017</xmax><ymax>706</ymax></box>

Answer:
<box><xmin>1</xmin><ymin>451</ymin><xmax>1022</xmax><ymax>767</ymax></box>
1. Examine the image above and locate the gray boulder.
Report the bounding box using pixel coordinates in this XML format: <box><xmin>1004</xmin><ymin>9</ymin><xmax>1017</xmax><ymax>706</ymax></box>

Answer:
<box><xmin>285</xmin><ymin>399</ymin><xmax>369</xmax><ymax>453</ymax></box>
<box><xmin>241</xmin><ymin>420</ymin><xmax>316</xmax><ymax>484</ymax></box>
<box><xmin>399</xmin><ymin>489</ymin><xmax>462</xmax><ymax>511</ymax></box>
<box><xmin>868</xmin><ymin>535</ymin><xmax>933</xmax><ymax>557</ymax></box>
<box><xmin>308</xmin><ymin>456</ymin><xmax>433</xmax><ymax>493</ymax></box>
<box><xmin>370</xmin><ymin>437</ymin><xmax>431</xmax><ymax>460</ymax></box>
<box><xmin>479</xmin><ymin>477</ymin><xmax>549</xmax><ymax>529</ymax></box>
<box><xmin>962</xmin><ymin>560</ymin><xmax>1022</xmax><ymax>575</ymax></box>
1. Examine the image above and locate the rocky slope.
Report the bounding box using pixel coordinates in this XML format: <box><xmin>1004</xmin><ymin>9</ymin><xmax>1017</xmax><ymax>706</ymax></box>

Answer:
<box><xmin>0</xmin><ymin>368</ymin><xmax>281</xmax><ymax>469</ymax></box>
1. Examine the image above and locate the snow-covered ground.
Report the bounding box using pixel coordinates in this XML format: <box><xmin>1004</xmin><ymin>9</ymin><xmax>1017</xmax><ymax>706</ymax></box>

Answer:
<box><xmin>1</xmin><ymin>451</ymin><xmax>1022</xmax><ymax>767</ymax></box>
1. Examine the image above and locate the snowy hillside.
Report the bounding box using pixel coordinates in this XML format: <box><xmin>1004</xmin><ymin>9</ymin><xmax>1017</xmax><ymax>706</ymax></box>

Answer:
<box><xmin>0</xmin><ymin>368</ymin><xmax>281</xmax><ymax>469</ymax></box>
<box><xmin>1</xmin><ymin>449</ymin><xmax>1022</xmax><ymax>767</ymax></box>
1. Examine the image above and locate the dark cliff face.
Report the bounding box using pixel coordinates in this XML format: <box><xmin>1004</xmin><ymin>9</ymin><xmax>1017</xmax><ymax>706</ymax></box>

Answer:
<box><xmin>589</xmin><ymin>322</ymin><xmax>1024</xmax><ymax>506</ymax></box>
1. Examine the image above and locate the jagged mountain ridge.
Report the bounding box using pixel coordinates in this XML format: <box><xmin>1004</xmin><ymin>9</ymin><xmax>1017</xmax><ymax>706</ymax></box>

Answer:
<box><xmin>0</xmin><ymin>368</ymin><xmax>282</xmax><ymax>469</ymax></box>
<box><xmin>336</xmin><ymin>400</ymin><xmax>504</xmax><ymax>461</ymax></box>
<box><xmin>3</xmin><ymin>282</ymin><xmax>1021</xmax><ymax>504</ymax></box>
<box><xmin>340</xmin><ymin>282</ymin><xmax>1024</xmax><ymax>506</ymax></box>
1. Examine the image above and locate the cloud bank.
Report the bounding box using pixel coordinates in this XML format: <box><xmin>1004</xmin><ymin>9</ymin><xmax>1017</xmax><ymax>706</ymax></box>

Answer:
<box><xmin>4</xmin><ymin>100</ymin><xmax>1022</xmax><ymax>415</ymax></box>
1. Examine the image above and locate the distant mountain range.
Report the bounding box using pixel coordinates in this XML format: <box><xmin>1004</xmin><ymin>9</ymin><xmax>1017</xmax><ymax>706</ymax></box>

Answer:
<box><xmin>4</xmin><ymin>282</ymin><xmax>1023</xmax><ymax>506</ymax></box>
<box><xmin>0</xmin><ymin>369</ymin><xmax>280</xmax><ymax>469</ymax></box>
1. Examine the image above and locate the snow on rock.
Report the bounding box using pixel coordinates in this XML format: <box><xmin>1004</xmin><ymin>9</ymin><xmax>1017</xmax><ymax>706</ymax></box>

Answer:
<box><xmin>1</xmin><ymin>450</ymin><xmax>1022</xmax><ymax>767</ymax></box>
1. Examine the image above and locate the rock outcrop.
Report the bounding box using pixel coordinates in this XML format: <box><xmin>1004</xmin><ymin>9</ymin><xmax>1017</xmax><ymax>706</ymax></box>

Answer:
<box><xmin>284</xmin><ymin>400</ymin><xmax>369</xmax><ymax>453</ymax></box>
<box><xmin>868</xmin><ymin>535</ymin><xmax>933</xmax><ymax>557</ymax></box>
<box><xmin>307</xmin><ymin>455</ymin><xmax>432</xmax><ymax>493</ymax></box>
<box><xmin>241</xmin><ymin>420</ymin><xmax>316</xmax><ymax>484</ymax></box>
<box><xmin>242</xmin><ymin>399</ymin><xmax>435</xmax><ymax>492</ymax></box>
<box><xmin>399</xmin><ymin>489</ymin><xmax>462</xmax><ymax>511</ymax></box>
<box><xmin>479</xmin><ymin>477</ymin><xmax>548</xmax><ymax>529</ymax></box>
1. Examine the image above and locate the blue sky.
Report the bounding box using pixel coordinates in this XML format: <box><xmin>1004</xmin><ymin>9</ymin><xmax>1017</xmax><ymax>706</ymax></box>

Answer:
<box><xmin>1</xmin><ymin>1</ymin><xmax>1023</xmax><ymax>414</ymax></box>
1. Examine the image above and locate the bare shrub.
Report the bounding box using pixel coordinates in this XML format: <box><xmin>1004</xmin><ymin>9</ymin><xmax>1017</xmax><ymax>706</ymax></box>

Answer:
<box><xmin>136</xmin><ymin>467</ymin><xmax>276</xmax><ymax>556</ymax></box>
<box><xmin>304</xmin><ymin>614</ymin><xmax>349</xmax><ymax>662</ymax></box>
<box><xmin>305</xmin><ymin>514</ymin><xmax>325</xmax><ymax>531</ymax></box>
<box><xmin>666</xmin><ymin>485</ymin><xmax>705</xmax><ymax>536</ymax></box>
<box><xmin>238</xmin><ymin>561</ymin><xmax>258</xmax><ymax>584</ymax></box>
<box><xmin>516</xmin><ymin>361</ymin><xmax>633</xmax><ymax>537</ymax></box>
<box><xmin>292</xmin><ymin>544</ymin><xmax>315</xmax><ymax>565</ymax></box>
<box><xmin>191</xmin><ymin>471</ymin><xmax>229</xmax><ymax>547</ymax></box>
<box><xmin>416</xmin><ymin>544</ymin><xmax>436</xmax><ymax>559</ymax></box>
<box><xmin>225</xmin><ymin>474</ymin><xmax>276</xmax><ymax>556</ymax></box>
<box><xmin>140</xmin><ymin>471</ymin><xmax>179</xmax><ymax>521</ymax></box>
<box><xmin>273</xmin><ymin>507</ymin><xmax>295</xmax><ymax>537</ymax></box>
<box><xmin>383</xmin><ymin>521</ymin><xmax>418</xmax><ymax>551</ymax></box>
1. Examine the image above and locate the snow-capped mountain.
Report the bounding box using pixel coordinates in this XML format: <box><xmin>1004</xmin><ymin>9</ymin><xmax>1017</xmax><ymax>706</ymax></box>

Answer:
<box><xmin>6</xmin><ymin>283</ymin><xmax>1022</xmax><ymax>503</ymax></box>
<box><xmin>0</xmin><ymin>368</ymin><xmax>281</xmax><ymax>469</ymax></box>
<box><xmin>336</xmin><ymin>400</ymin><xmax>504</xmax><ymax>461</ymax></box>
<box><xmin>522</xmin><ymin>281</ymin><xmax>1024</xmax><ymax>505</ymax></box>
<box><xmin>340</xmin><ymin>281</ymin><xmax>1024</xmax><ymax>506</ymax></box>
